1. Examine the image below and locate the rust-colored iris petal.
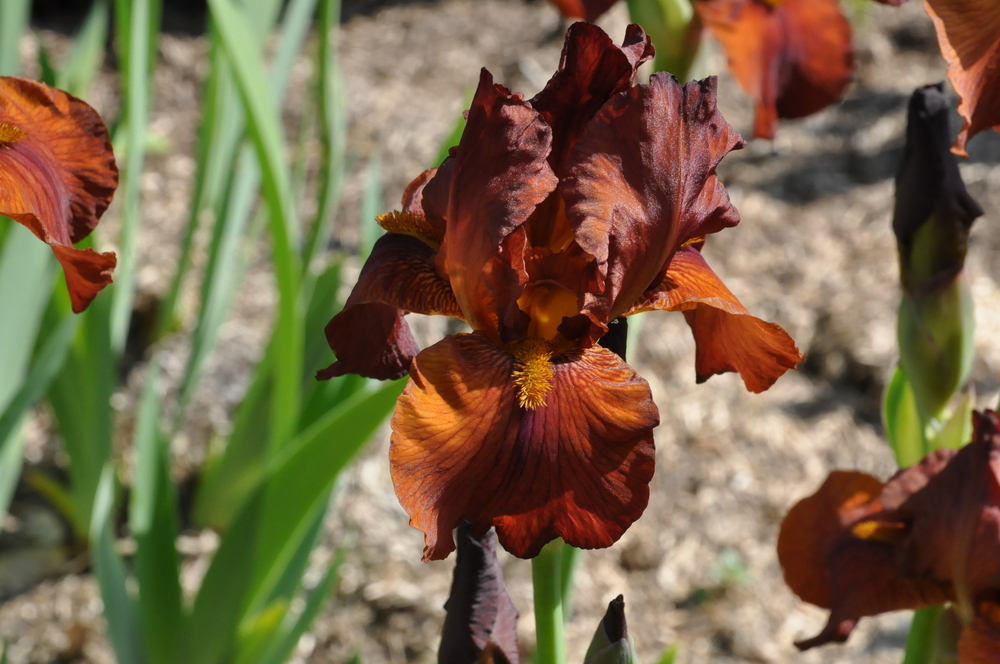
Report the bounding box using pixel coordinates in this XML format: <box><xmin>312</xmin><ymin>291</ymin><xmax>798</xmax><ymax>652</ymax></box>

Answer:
<box><xmin>696</xmin><ymin>0</ymin><xmax>853</xmax><ymax>139</ymax></box>
<box><xmin>318</xmin><ymin>233</ymin><xmax>462</xmax><ymax>381</ymax></box>
<box><xmin>780</xmin><ymin>412</ymin><xmax>1000</xmax><ymax>651</ymax></box>
<box><xmin>547</xmin><ymin>0</ymin><xmax>619</xmax><ymax>21</ymax></box>
<box><xmin>439</xmin><ymin>70</ymin><xmax>559</xmax><ymax>341</ymax></box>
<box><xmin>924</xmin><ymin>0</ymin><xmax>1000</xmax><ymax>156</ymax></box>
<box><xmin>779</xmin><ymin>469</ymin><xmax>953</xmax><ymax>650</ymax></box>
<box><xmin>0</xmin><ymin>76</ymin><xmax>118</xmax><ymax>313</ymax></box>
<box><xmin>959</xmin><ymin>610</ymin><xmax>1000</xmax><ymax>664</ymax></box>
<box><xmin>564</xmin><ymin>74</ymin><xmax>745</xmax><ymax>342</ymax></box>
<box><xmin>627</xmin><ymin>245</ymin><xmax>800</xmax><ymax>392</ymax></box>
<box><xmin>777</xmin><ymin>470</ymin><xmax>885</xmax><ymax>609</ymax></box>
<box><xmin>401</xmin><ymin>166</ymin><xmax>449</xmax><ymax>239</ymax></box>
<box><xmin>390</xmin><ymin>332</ymin><xmax>658</xmax><ymax>561</ymax></box>
<box><xmin>526</xmin><ymin>24</ymin><xmax>653</xmax><ymax>249</ymax></box>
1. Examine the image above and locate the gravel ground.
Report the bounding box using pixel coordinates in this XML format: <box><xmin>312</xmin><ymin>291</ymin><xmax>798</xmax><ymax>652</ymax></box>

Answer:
<box><xmin>1</xmin><ymin>0</ymin><xmax>999</xmax><ymax>663</ymax></box>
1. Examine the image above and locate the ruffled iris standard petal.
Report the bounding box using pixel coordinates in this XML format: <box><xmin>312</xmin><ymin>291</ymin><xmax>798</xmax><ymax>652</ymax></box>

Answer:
<box><xmin>564</xmin><ymin>74</ymin><xmax>745</xmax><ymax>342</ymax></box>
<box><xmin>318</xmin><ymin>233</ymin><xmax>462</xmax><ymax>381</ymax></box>
<box><xmin>526</xmin><ymin>23</ymin><xmax>654</xmax><ymax>249</ymax></box>
<box><xmin>959</xmin><ymin>613</ymin><xmax>1000</xmax><ymax>664</ymax></box>
<box><xmin>924</xmin><ymin>0</ymin><xmax>1000</xmax><ymax>156</ymax></box>
<box><xmin>0</xmin><ymin>77</ymin><xmax>117</xmax><ymax>312</ymax></box>
<box><xmin>627</xmin><ymin>245</ymin><xmax>801</xmax><ymax>392</ymax></box>
<box><xmin>696</xmin><ymin>0</ymin><xmax>853</xmax><ymax>140</ymax></box>
<box><xmin>439</xmin><ymin>70</ymin><xmax>559</xmax><ymax>341</ymax></box>
<box><xmin>390</xmin><ymin>332</ymin><xmax>658</xmax><ymax>560</ymax></box>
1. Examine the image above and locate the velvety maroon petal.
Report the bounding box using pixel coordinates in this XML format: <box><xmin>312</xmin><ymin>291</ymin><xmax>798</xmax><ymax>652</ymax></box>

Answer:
<box><xmin>526</xmin><ymin>23</ymin><xmax>654</xmax><ymax>249</ymax></box>
<box><xmin>696</xmin><ymin>0</ymin><xmax>853</xmax><ymax>139</ymax></box>
<box><xmin>390</xmin><ymin>332</ymin><xmax>658</xmax><ymax>560</ymax></box>
<box><xmin>924</xmin><ymin>0</ymin><xmax>1000</xmax><ymax>156</ymax></box>
<box><xmin>563</xmin><ymin>74</ymin><xmax>745</xmax><ymax>341</ymax></box>
<box><xmin>0</xmin><ymin>76</ymin><xmax>118</xmax><ymax>312</ymax></box>
<box><xmin>318</xmin><ymin>233</ymin><xmax>462</xmax><ymax>380</ymax></box>
<box><xmin>438</xmin><ymin>70</ymin><xmax>559</xmax><ymax>341</ymax></box>
<box><xmin>627</xmin><ymin>245</ymin><xmax>801</xmax><ymax>392</ymax></box>
<box><xmin>401</xmin><ymin>166</ymin><xmax>447</xmax><ymax>238</ymax></box>
<box><xmin>548</xmin><ymin>0</ymin><xmax>619</xmax><ymax>21</ymax></box>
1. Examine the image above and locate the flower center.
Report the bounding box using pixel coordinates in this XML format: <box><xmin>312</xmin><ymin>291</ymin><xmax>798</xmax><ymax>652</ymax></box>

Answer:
<box><xmin>511</xmin><ymin>338</ymin><xmax>554</xmax><ymax>410</ymax></box>
<box><xmin>376</xmin><ymin>210</ymin><xmax>443</xmax><ymax>250</ymax></box>
<box><xmin>516</xmin><ymin>282</ymin><xmax>579</xmax><ymax>341</ymax></box>
<box><xmin>0</xmin><ymin>122</ymin><xmax>26</xmax><ymax>145</ymax></box>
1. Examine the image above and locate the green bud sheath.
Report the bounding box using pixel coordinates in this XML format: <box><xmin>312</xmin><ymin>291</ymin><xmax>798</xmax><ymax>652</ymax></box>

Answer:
<box><xmin>893</xmin><ymin>83</ymin><xmax>982</xmax><ymax>423</ymax></box>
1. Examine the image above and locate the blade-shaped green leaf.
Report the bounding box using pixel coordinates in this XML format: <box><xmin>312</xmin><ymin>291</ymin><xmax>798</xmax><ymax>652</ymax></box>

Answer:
<box><xmin>187</xmin><ymin>379</ymin><xmax>401</xmax><ymax>664</ymax></box>
<box><xmin>883</xmin><ymin>366</ymin><xmax>926</xmax><ymax>468</ymax></box>
<box><xmin>57</xmin><ymin>0</ymin><xmax>111</xmax><ymax>98</ymax></box>
<box><xmin>91</xmin><ymin>464</ymin><xmax>146</xmax><ymax>664</ymax></box>
<box><xmin>129</xmin><ymin>362</ymin><xmax>183</xmax><ymax>664</ymax></box>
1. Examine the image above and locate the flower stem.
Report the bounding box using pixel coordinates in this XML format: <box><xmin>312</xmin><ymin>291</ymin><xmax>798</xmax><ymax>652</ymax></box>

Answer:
<box><xmin>532</xmin><ymin>540</ymin><xmax>566</xmax><ymax>664</ymax></box>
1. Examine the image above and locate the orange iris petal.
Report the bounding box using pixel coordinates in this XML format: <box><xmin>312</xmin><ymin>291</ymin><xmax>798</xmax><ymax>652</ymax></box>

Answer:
<box><xmin>924</xmin><ymin>0</ymin><xmax>1000</xmax><ymax>156</ymax></box>
<box><xmin>628</xmin><ymin>245</ymin><xmax>801</xmax><ymax>392</ymax></box>
<box><xmin>390</xmin><ymin>332</ymin><xmax>658</xmax><ymax>561</ymax></box>
<box><xmin>0</xmin><ymin>77</ymin><xmax>118</xmax><ymax>313</ymax></box>
<box><xmin>318</xmin><ymin>233</ymin><xmax>462</xmax><ymax>381</ymax></box>
<box><xmin>696</xmin><ymin>0</ymin><xmax>853</xmax><ymax>139</ymax></box>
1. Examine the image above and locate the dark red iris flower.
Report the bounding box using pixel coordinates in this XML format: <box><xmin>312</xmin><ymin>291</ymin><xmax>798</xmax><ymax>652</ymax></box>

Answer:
<box><xmin>0</xmin><ymin>77</ymin><xmax>118</xmax><ymax>313</ymax></box>
<box><xmin>320</xmin><ymin>23</ymin><xmax>802</xmax><ymax>561</ymax></box>
<box><xmin>546</xmin><ymin>0</ymin><xmax>854</xmax><ymax>140</ymax></box>
<box><xmin>778</xmin><ymin>410</ymin><xmax>1000</xmax><ymax>662</ymax></box>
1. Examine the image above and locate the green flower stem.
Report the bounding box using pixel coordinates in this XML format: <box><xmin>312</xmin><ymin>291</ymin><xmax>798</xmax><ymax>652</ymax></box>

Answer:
<box><xmin>533</xmin><ymin>540</ymin><xmax>566</xmax><ymax>664</ymax></box>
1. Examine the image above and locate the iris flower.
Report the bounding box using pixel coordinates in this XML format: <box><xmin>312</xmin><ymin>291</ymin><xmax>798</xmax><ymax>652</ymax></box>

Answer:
<box><xmin>546</xmin><ymin>0</ymin><xmax>854</xmax><ymax>140</ymax></box>
<box><xmin>0</xmin><ymin>77</ymin><xmax>117</xmax><ymax>313</ymax></box>
<box><xmin>320</xmin><ymin>23</ymin><xmax>801</xmax><ymax>560</ymax></box>
<box><xmin>877</xmin><ymin>0</ymin><xmax>1000</xmax><ymax>156</ymax></box>
<box><xmin>778</xmin><ymin>410</ymin><xmax>1000</xmax><ymax>661</ymax></box>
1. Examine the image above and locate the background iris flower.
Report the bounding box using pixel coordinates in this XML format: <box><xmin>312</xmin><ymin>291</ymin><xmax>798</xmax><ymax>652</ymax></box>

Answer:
<box><xmin>320</xmin><ymin>23</ymin><xmax>801</xmax><ymax>561</ymax></box>
<box><xmin>0</xmin><ymin>76</ymin><xmax>117</xmax><ymax>313</ymax></box>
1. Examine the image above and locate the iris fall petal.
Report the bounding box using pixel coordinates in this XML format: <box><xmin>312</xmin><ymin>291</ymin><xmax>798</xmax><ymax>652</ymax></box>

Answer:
<box><xmin>390</xmin><ymin>332</ymin><xmax>658</xmax><ymax>561</ymax></box>
<box><xmin>696</xmin><ymin>0</ymin><xmax>853</xmax><ymax>139</ymax></box>
<box><xmin>318</xmin><ymin>233</ymin><xmax>461</xmax><ymax>380</ymax></box>
<box><xmin>0</xmin><ymin>77</ymin><xmax>117</xmax><ymax>312</ymax></box>
<box><xmin>628</xmin><ymin>245</ymin><xmax>801</xmax><ymax>392</ymax></box>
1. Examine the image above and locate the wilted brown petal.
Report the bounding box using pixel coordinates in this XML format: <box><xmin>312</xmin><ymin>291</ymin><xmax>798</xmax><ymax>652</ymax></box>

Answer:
<box><xmin>924</xmin><ymin>0</ymin><xmax>1000</xmax><ymax>155</ymax></box>
<box><xmin>627</xmin><ymin>245</ymin><xmax>801</xmax><ymax>392</ymax></box>
<box><xmin>318</xmin><ymin>233</ymin><xmax>462</xmax><ymax>381</ymax></box>
<box><xmin>390</xmin><ymin>333</ymin><xmax>657</xmax><ymax>560</ymax></box>
<box><xmin>438</xmin><ymin>69</ymin><xmax>559</xmax><ymax>342</ymax></box>
<box><xmin>564</xmin><ymin>74</ymin><xmax>745</xmax><ymax>342</ymax></box>
<box><xmin>0</xmin><ymin>77</ymin><xmax>117</xmax><ymax>312</ymax></box>
<box><xmin>696</xmin><ymin>0</ymin><xmax>853</xmax><ymax>139</ymax></box>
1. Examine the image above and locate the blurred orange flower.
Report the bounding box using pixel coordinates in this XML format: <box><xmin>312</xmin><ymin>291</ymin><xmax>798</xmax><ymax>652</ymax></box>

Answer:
<box><xmin>778</xmin><ymin>410</ymin><xmax>1000</xmax><ymax>661</ymax></box>
<box><xmin>321</xmin><ymin>24</ymin><xmax>801</xmax><ymax>560</ymax></box>
<box><xmin>694</xmin><ymin>0</ymin><xmax>853</xmax><ymax>140</ymax></box>
<box><xmin>0</xmin><ymin>77</ymin><xmax>117</xmax><ymax>313</ymax></box>
<box><xmin>876</xmin><ymin>0</ymin><xmax>1000</xmax><ymax>156</ymax></box>
<box><xmin>546</xmin><ymin>0</ymin><xmax>854</xmax><ymax>139</ymax></box>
